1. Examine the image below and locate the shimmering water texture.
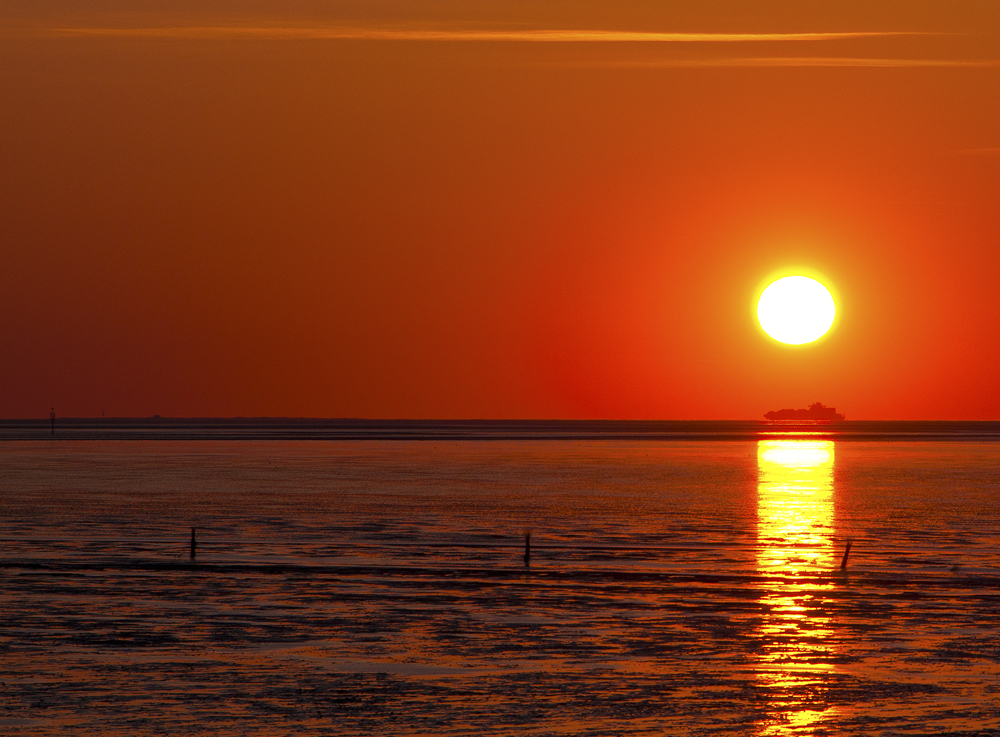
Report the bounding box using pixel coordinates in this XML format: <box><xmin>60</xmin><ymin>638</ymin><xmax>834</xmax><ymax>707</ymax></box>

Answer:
<box><xmin>2</xmin><ymin>439</ymin><xmax>999</xmax><ymax>735</ymax></box>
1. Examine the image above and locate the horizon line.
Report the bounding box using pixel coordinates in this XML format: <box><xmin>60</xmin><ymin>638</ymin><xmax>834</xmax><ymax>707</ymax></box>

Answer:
<box><xmin>8</xmin><ymin>417</ymin><xmax>1000</xmax><ymax>423</ymax></box>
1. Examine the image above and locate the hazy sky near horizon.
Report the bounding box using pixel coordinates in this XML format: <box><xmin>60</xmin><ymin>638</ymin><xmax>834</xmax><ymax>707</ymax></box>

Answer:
<box><xmin>2</xmin><ymin>1</ymin><xmax>1000</xmax><ymax>419</ymax></box>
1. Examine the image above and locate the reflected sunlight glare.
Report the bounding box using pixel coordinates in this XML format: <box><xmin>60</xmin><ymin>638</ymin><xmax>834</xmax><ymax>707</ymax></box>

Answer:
<box><xmin>756</xmin><ymin>439</ymin><xmax>838</xmax><ymax>735</ymax></box>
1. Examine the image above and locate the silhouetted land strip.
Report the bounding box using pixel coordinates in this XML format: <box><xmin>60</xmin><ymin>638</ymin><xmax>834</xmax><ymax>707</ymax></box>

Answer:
<box><xmin>4</xmin><ymin>418</ymin><xmax>1000</xmax><ymax>441</ymax></box>
<box><xmin>4</xmin><ymin>559</ymin><xmax>998</xmax><ymax>591</ymax></box>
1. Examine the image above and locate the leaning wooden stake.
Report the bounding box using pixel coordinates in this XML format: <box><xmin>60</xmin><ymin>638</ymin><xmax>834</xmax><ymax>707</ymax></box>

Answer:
<box><xmin>840</xmin><ymin>540</ymin><xmax>852</xmax><ymax>570</ymax></box>
<box><xmin>523</xmin><ymin>531</ymin><xmax>531</xmax><ymax>567</ymax></box>
<box><xmin>190</xmin><ymin>527</ymin><xmax>197</xmax><ymax>560</ymax></box>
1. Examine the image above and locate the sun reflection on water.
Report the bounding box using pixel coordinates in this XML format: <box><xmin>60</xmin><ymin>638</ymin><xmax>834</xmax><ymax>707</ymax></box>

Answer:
<box><xmin>756</xmin><ymin>439</ymin><xmax>838</xmax><ymax>735</ymax></box>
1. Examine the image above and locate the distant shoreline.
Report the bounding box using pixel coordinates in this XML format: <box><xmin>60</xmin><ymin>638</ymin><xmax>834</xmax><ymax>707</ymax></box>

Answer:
<box><xmin>3</xmin><ymin>418</ymin><xmax>1000</xmax><ymax>442</ymax></box>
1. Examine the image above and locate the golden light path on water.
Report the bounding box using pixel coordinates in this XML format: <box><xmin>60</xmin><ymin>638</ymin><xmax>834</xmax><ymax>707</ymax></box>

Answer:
<box><xmin>756</xmin><ymin>439</ymin><xmax>838</xmax><ymax>735</ymax></box>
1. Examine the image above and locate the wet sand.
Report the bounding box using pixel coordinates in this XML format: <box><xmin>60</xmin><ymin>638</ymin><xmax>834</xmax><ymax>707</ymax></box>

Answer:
<box><xmin>2</xmin><ymin>439</ymin><xmax>999</xmax><ymax>734</ymax></box>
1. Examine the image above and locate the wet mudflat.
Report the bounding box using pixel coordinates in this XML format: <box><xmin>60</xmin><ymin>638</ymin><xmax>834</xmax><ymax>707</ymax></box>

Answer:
<box><xmin>1</xmin><ymin>438</ymin><xmax>999</xmax><ymax>735</ymax></box>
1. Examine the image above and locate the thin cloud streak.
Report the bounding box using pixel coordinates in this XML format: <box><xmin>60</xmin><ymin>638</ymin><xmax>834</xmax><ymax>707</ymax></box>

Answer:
<box><xmin>46</xmin><ymin>27</ymin><xmax>930</xmax><ymax>42</ymax></box>
<box><xmin>572</xmin><ymin>57</ymin><xmax>1000</xmax><ymax>68</ymax></box>
<box><xmin>953</xmin><ymin>147</ymin><xmax>1000</xmax><ymax>155</ymax></box>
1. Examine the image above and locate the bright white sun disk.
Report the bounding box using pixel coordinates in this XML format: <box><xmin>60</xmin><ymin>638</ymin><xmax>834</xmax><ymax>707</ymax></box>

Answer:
<box><xmin>757</xmin><ymin>276</ymin><xmax>835</xmax><ymax>345</ymax></box>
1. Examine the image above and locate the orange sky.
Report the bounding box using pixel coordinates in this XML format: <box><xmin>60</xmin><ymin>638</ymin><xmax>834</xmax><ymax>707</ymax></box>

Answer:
<box><xmin>2</xmin><ymin>1</ymin><xmax>1000</xmax><ymax>419</ymax></box>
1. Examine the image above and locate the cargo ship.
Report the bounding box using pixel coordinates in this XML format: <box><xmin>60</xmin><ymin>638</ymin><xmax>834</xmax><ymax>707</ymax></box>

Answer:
<box><xmin>764</xmin><ymin>402</ymin><xmax>845</xmax><ymax>421</ymax></box>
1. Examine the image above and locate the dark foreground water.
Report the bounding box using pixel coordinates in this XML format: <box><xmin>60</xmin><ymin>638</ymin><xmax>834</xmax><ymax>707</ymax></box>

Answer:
<box><xmin>1</xmin><ymin>427</ymin><xmax>999</xmax><ymax>734</ymax></box>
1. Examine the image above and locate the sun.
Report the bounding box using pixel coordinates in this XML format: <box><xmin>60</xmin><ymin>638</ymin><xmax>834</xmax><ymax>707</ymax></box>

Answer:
<box><xmin>757</xmin><ymin>275</ymin><xmax>836</xmax><ymax>345</ymax></box>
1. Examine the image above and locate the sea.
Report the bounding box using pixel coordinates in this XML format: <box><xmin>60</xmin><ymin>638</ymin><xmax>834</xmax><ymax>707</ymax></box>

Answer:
<box><xmin>1</xmin><ymin>419</ymin><xmax>998</xmax><ymax>735</ymax></box>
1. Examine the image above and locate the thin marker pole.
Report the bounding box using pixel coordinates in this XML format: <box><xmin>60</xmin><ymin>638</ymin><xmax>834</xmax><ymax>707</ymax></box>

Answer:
<box><xmin>523</xmin><ymin>531</ymin><xmax>531</xmax><ymax>567</ymax></box>
<box><xmin>190</xmin><ymin>527</ymin><xmax>197</xmax><ymax>560</ymax></box>
<box><xmin>840</xmin><ymin>540</ymin><xmax>852</xmax><ymax>570</ymax></box>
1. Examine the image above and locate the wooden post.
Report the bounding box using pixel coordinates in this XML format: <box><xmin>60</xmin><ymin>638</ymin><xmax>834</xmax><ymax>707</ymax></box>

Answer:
<box><xmin>840</xmin><ymin>540</ymin><xmax>852</xmax><ymax>570</ymax></box>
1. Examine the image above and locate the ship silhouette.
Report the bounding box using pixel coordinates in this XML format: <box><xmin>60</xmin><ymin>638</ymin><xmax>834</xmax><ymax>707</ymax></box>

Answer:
<box><xmin>764</xmin><ymin>402</ymin><xmax>845</xmax><ymax>421</ymax></box>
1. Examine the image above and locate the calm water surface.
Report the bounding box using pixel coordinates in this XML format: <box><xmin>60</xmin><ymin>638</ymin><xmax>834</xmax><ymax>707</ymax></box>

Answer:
<box><xmin>1</xmin><ymin>438</ymin><xmax>999</xmax><ymax>735</ymax></box>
